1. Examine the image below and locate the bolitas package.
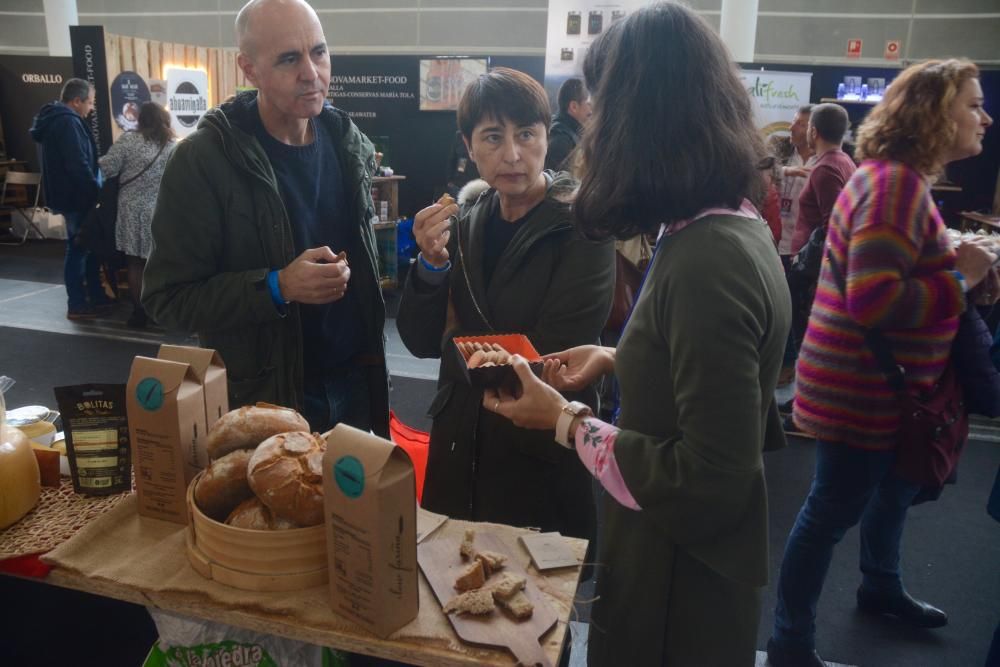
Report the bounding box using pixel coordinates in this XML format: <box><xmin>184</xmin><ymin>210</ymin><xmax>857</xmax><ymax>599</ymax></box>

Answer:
<box><xmin>323</xmin><ymin>424</ymin><xmax>418</xmax><ymax>637</ymax></box>
<box><xmin>54</xmin><ymin>384</ymin><xmax>131</xmax><ymax>495</ymax></box>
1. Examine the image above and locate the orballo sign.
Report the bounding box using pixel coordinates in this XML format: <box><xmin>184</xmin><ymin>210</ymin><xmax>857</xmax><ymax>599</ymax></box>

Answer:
<box><xmin>166</xmin><ymin>67</ymin><xmax>209</xmax><ymax>137</ymax></box>
<box><xmin>21</xmin><ymin>73</ymin><xmax>63</xmax><ymax>84</ymax></box>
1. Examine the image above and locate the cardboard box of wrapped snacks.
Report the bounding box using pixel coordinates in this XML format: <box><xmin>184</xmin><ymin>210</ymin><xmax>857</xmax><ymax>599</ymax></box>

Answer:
<box><xmin>453</xmin><ymin>334</ymin><xmax>544</xmax><ymax>390</ymax></box>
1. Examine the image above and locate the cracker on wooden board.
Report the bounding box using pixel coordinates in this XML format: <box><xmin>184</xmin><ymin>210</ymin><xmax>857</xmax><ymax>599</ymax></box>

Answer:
<box><xmin>443</xmin><ymin>588</ymin><xmax>496</xmax><ymax>615</ymax></box>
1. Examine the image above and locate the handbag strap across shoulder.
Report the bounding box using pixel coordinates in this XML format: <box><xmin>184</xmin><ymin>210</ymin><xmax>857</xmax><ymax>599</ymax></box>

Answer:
<box><xmin>825</xmin><ymin>247</ymin><xmax>907</xmax><ymax>392</ymax></box>
<box><xmin>119</xmin><ymin>141</ymin><xmax>168</xmax><ymax>189</ymax></box>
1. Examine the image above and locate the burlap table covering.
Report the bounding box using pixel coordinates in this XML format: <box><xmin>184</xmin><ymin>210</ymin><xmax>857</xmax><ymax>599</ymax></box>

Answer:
<box><xmin>41</xmin><ymin>495</ymin><xmax>586</xmax><ymax>661</ymax></box>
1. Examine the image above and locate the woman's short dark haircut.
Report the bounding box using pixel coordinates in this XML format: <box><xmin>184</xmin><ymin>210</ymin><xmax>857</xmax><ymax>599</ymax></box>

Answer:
<box><xmin>137</xmin><ymin>102</ymin><xmax>175</xmax><ymax>147</ymax></box>
<box><xmin>575</xmin><ymin>2</ymin><xmax>766</xmax><ymax>240</ymax></box>
<box><xmin>457</xmin><ymin>67</ymin><xmax>551</xmax><ymax>141</ymax></box>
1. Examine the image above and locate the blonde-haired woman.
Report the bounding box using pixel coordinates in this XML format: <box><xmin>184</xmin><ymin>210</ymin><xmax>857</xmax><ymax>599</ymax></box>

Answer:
<box><xmin>767</xmin><ymin>59</ymin><xmax>995</xmax><ymax>667</ymax></box>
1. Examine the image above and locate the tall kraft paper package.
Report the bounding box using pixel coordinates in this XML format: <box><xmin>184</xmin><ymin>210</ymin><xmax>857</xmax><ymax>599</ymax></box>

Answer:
<box><xmin>127</xmin><ymin>357</ymin><xmax>207</xmax><ymax>524</ymax></box>
<box><xmin>323</xmin><ymin>424</ymin><xmax>418</xmax><ymax>637</ymax></box>
<box><xmin>156</xmin><ymin>344</ymin><xmax>228</xmax><ymax>470</ymax></box>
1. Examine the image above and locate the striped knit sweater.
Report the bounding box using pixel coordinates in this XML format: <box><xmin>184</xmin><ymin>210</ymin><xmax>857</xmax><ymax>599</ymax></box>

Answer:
<box><xmin>793</xmin><ymin>160</ymin><xmax>965</xmax><ymax>450</ymax></box>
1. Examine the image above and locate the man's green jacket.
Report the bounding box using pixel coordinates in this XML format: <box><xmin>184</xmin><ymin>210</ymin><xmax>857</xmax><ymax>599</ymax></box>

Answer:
<box><xmin>143</xmin><ymin>91</ymin><xmax>389</xmax><ymax>437</ymax></box>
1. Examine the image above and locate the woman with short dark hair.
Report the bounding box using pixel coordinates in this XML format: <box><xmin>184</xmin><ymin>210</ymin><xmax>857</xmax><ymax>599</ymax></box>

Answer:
<box><xmin>397</xmin><ymin>67</ymin><xmax>614</xmax><ymax>541</ymax></box>
<box><xmin>482</xmin><ymin>4</ymin><xmax>791</xmax><ymax>664</ymax></box>
<box><xmin>99</xmin><ymin>102</ymin><xmax>175</xmax><ymax>327</ymax></box>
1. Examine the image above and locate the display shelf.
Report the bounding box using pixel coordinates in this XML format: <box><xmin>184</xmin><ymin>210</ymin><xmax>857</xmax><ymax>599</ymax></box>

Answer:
<box><xmin>371</xmin><ymin>175</ymin><xmax>407</xmax><ymax>290</ymax></box>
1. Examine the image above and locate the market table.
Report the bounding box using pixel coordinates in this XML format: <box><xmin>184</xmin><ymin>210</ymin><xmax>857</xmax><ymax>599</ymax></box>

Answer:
<box><xmin>1</xmin><ymin>483</ymin><xmax>587</xmax><ymax>666</ymax></box>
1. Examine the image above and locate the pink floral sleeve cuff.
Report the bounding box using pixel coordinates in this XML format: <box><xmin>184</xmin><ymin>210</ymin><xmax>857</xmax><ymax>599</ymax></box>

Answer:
<box><xmin>575</xmin><ymin>418</ymin><xmax>641</xmax><ymax>511</ymax></box>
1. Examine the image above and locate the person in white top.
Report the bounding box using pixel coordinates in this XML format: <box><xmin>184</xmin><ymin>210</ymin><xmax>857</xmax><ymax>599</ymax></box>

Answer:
<box><xmin>768</xmin><ymin>104</ymin><xmax>815</xmax><ymax>387</ymax></box>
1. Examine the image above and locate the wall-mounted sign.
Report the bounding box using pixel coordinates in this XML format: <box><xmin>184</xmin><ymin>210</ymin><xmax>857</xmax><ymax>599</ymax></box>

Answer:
<box><xmin>419</xmin><ymin>58</ymin><xmax>487</xmax><ymax>111</ymax></box>
<box><xmin>109</xmin><ymin>71</ymin><xmax>150</xmax><ymax>131</ymax></box>
<box><xmin>69</xmin><ymin>25</ymin><xmax>113</xmax><ymax>155</ymax></box>
<box><xmin>847</xmin><ymin>39</ymin><xmax>863</xmax><ymax>58</ymax></box>
<box><xmin>165</xmin><ymin>67</ymin><xmax>209</xmax><ymax>137</ymax></box>
<box><xmin>739</xmin><ymin>70</ymin><xmax>812</xmax><ymax>135</ymax></box>
<box><xmin>884</xmin><ymin>40</ymin><xmax>901</xmax><ymax>60</ymax></box>
<box><xmin>543</xmin><ymin>0</ymin><xmax>637</xmax><ymax>105</ymax></box>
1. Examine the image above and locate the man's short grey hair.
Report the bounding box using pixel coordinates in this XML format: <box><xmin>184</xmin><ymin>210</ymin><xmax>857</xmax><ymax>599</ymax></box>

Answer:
<box><xmin>60</xmin><ymin>78</ymin><xmax>92</xmax><ymax>104</ymax></box>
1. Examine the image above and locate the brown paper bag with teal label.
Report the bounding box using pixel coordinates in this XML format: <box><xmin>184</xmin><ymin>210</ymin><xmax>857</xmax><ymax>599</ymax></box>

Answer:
<box><xmin>127</xmin><ymin>356</ymin><xmax>207</xmax><ymax>524</ymax></box>
<box><xmin>322</xmin><ymin>424</ymin><xmax>418</xmax><ymax>637</ymax></box>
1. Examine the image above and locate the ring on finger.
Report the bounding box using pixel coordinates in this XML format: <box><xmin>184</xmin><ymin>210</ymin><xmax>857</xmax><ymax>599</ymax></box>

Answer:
<box><xmin>494</xmin><ymin>400</ymin><xmax>500</xmax><ymax>412</ymax></box>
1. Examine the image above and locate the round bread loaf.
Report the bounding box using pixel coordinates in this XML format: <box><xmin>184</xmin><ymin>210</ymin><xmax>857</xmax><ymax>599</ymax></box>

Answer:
<box><xmin>205</xmin><ymin>406</ymin><xmax>310</xmax><ymax>460</ymax></box>
<box><xmin>247</xmin><ymin>431</ymin><xmax>325</xmax><ymax>527</ymax></box>
<box><xmin>225</xmin><ymin>497</ymin><xmax>298</xmax><ymax>530</ymax></box>
<box><xmin>194</xmin><ymin>449</ymin><xmax>254</xmax><ymax>522</ymax></box>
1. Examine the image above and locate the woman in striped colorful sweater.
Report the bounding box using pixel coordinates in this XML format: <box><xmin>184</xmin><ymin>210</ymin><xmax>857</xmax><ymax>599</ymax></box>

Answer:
<box><xmin>767</xmin><ymin>60</ymin><xmax>996</xmax><ymax>667</ymax></box>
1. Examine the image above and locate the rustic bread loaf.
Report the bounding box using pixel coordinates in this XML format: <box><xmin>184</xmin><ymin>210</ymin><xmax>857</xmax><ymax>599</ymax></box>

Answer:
<box><xmin>247</xmin><ymin>431</ymin><xmax>325</xmax><ymax>527</ymax></box>
<box><xmin>205</xmin><ymin>406</ymin><xmax>310</xmax><ymax>460</ymax></box>
<box><xmin>225</xmin><ymin>496</ymin><xmax>298</xmax><ymax>530</ymax></box>
<box><xmin>194</xmin><ymin>449</ymin><xmax>254</xmax><ymax>522</ymax></box>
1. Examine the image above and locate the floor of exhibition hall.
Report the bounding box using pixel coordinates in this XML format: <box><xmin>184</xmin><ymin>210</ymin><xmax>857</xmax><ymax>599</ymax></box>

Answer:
<box><xmin>2</xmin><ymin>241</ymin><xmax>998</xmax><ymax>667</ymax></box>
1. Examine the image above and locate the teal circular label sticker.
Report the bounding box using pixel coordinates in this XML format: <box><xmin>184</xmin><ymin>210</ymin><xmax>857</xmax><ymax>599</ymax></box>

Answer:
<box><xmin>334</xmin><ymin>456</ymin><xmax>365</xmax><ymax>499</ymax></box>
<box><xmin>135</xmin><ymin>377</ymin><xmax>164</xmax><ymax>411</ymax></box>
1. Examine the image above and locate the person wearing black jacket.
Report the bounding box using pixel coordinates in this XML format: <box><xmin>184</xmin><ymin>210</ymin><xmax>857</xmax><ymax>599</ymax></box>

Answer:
<box><xmin>30</xmin><ymin>78</ymin><xmax>107</xmax><ymax>320</ymax></box>
<box><xmin>544</xmin><ymin>77</ymin><xmax>591</xmax><ymax>171</ymax></box>
<box><xmin>398</xmin><ymin>68</ymin><xmax>614</xmax><ymax>540</ymax></box>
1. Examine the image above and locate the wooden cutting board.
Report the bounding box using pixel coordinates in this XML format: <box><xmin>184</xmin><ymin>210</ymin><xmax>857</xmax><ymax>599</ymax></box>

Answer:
<box><xmin>418</xmin><ymin>532</ymin><xmax>559</xmax><ymax>666</ymax></box>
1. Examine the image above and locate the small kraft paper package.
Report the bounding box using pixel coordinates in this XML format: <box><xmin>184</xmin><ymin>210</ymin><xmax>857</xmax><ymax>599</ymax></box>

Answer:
<box><xmin>127</xmin><ymin>356</ymin><xmax>208</xmax><ymax>524</ymax></box>
<box><xmin>323</xmin><ymin>424</ymin><xmax>418</xmax><ymax>637</ymax></box>
<box><xmin>156</xmin><ymin>344</ymin><xmax>228</xmax><ymax>468</ymax></box>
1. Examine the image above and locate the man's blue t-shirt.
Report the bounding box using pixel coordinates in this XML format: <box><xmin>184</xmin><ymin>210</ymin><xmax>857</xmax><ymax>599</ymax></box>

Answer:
<box><xmin>252</xmin><ymin>102</ymin><xmax>365</xmax><ymax>373</ymax></box>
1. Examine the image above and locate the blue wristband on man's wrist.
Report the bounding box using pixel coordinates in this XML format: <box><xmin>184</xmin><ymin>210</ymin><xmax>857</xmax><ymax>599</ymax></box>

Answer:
<box><xmin>419</xmin><ymin>253</ymin><xmax>451</xmax><ymax>272</ymax></box>
<box><xmin>267</xmin><ymin>270</ymin><xmax>288</xmax><ymax>306</ymax></box>
<box><xmin>953</xmin><ymin>270</ymin><xmax>969</xmax><ymax>293</ymax></box>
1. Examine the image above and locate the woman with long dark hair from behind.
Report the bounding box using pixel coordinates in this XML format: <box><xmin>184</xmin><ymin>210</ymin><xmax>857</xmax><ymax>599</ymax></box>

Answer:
<box><xmin>99</xmin><ymin>102</ymin><xmax>176</xmax><ymax>327</ymax></box>
<box><xmin>482</xmin><ymin>3</ymin><xmax>791</xmax><ymax>664</ymax></box>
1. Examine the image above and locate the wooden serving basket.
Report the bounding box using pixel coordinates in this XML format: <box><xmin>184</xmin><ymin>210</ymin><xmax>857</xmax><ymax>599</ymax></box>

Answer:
<box><xmin>185</xmin><ymin>471</ymin><xmax>328</xmax><ymax>592</ymax></box>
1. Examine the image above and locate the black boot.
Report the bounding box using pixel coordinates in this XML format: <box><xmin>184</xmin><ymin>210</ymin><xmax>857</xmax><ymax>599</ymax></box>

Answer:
<box><xmin>766</xmin><ymin>638</ymin><xmax>826</xmax><ymax>667</ymax></box>
<box><xmin>126</xmin><ymin>306</ymin><xmax>148</xmax><ymax>329</ymax></box>
<box><xmin>856</xmin><ymin>586</ymin><xmax>948</xmax><ymax>628</ymax></box>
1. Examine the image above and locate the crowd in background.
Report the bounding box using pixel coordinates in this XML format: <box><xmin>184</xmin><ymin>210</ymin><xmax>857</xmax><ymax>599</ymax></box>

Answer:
<box><xmin>26</xmin><ymin>0</ymin><xmax>1000</xmax><ymax>664</ymax></box>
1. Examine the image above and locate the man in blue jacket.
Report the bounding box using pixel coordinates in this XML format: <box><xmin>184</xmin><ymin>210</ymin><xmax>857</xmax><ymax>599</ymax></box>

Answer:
<box><xmin>30</xmin><ymin>78</ymin><xmax>108</xmax><ymax>319</ymax></box>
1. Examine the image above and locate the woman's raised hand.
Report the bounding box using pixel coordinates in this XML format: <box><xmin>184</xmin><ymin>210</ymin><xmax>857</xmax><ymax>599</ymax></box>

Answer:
<box><xmin>412</xmin><ymin>200</ymin><xmax>458</xmax><ymax>268</ymax></box>
<box><xmin>955</xmin><ymin>239</ymin><xmax>998</xmax><ymax>289</ymax></box>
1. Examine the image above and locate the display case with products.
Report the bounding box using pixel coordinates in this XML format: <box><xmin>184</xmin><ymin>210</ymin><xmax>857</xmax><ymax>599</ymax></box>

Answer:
<box><xmin>371</xmin><ymin>175</ymin><xmax>406</xmax><ymax>289</ymax></box>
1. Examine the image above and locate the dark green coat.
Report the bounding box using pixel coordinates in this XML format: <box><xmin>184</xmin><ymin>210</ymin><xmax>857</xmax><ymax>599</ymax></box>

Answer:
<box><xmin>397</xmin><ymin>173</ymin><xmax>614</xmax><ymax>537</ymax></box>
<box><xmin>143</xmin><ymin>92</ymin><xmax>389</xmax><ymax>436</ymax></box>
<box><xmin>589</xmin><ymin>215</ymin><xmax>791</xmax><ymax>666</ymax></box>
